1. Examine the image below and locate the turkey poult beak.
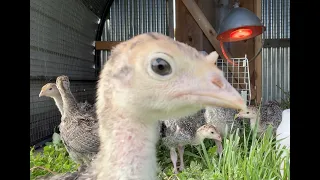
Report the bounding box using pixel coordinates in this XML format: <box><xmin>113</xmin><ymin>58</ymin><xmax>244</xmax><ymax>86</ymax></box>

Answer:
<box><xmin>191</xmin><ymin>74</ymin><xmax>247</xmax><ymax>111</ymax></box>
<box><xmin>214</xmin><ymin>134</ymin><xmax>222</xmax><ymax>142</ymax></box>
<box><xmin>39</xmin><ymin>91</ymin><xmax>43</xmax><ymax>97</ymax></box>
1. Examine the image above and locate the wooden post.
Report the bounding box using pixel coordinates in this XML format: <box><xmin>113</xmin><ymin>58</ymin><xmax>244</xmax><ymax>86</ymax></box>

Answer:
<box><xmin>175</xmin><ymin>0</ymin><xmax>203</xmax><ymax>50</ymax></box>
<box><xmin>180</xmin><ymin>0</ymin><xmax>221</xmax><ymax>54</ymax></box>
<box><xmin>254</xmin><ymin>0</ymin><xmax>262</xmax><ymax>104</ymax></box>
<box><xmin>95</xmin><ymin>41</ymin><xmax>122</xmax><ymax>50</ymax></box>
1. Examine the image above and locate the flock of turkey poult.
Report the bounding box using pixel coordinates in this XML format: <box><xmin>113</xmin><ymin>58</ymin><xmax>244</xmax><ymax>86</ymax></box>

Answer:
<box><xmin>35</xmin><ymin>33</ymin><xmax>289</xmax><ymax>180</ymax></box>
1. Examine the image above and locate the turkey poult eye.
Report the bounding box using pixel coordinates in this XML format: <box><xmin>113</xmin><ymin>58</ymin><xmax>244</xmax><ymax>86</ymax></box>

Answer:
<box><xmin>49</xmin><ymin>88</ymin><xmax>52</xmax><ymax>90</ymax></box>
<box><xmin>151</xmin><ymin>58</ymin><xmax>172</xmax><ymax>76</ymax></box>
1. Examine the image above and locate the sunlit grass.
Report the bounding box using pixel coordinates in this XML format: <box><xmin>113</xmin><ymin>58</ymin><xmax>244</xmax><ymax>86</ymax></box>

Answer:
<box><xmin>157</xmin><ymin>124</ymin><xmax>290</xmax><ymax>180</ymax></box>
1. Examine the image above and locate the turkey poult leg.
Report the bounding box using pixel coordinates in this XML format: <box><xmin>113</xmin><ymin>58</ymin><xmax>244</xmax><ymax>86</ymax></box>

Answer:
<box><xmin>177</xmin><ymin>144</ymin><xmax>185</xmax><ymax>171</ymax></box>
<box><xmin>170</xmin><ymin>147</ymin><xmax>179</xmax><ymax>174</ymax></box>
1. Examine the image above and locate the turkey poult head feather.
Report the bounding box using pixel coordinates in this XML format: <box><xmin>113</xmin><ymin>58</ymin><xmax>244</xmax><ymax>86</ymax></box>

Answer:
<box><xmin>235</xmin><ymin>106</ymin><xmax>258</xmax><ymax>121</ymax></box>
<box><xmin>195</xmin><ymin>124</ymin><xmax>222</xmax><ymax>143</ymax></box>
<box><xmin>39</xmin><ymin>83</ymin><xmax>60</xmax><ymax>98</ymax></box>
<box><xmin>93</xmin><ymin>32</ymin><xmax>246</xmax><ymax>180</ymax></box>
<box><xmin>196</xmin><ymin>124</ymin><xmax>223</xmax><ymax>157</ymax></box>
<box><xmin>39</xmin><ymin>83</ymin><xmax>64</xmax><ymax>115</ymax></box>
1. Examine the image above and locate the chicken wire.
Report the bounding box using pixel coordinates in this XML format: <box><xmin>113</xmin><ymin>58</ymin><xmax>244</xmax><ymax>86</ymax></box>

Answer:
<box><xmin>30</xmin><ymin>0</ymin><xmax>98</xmax><ymax>80</ymax></box>
<box><xmin>30</xmin><ymin>79</ymin><xmax>96</xmax><ymax>146</ymax></box>
<box><xmin>30</xmin><ymin>0</ymin><xmax>100</xmax><ymax>146</ymax></box>
<box><xmin>216</xmin><ymin>55</ymin><xmax>251</xmax><ymax>106</ymax></box>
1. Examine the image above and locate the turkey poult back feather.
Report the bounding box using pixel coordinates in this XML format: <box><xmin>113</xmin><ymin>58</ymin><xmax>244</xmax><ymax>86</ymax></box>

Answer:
<box><xmin>161</xmin><ymin>109</ymin><xmax>206</xmax><ymax>145</ymax></box>
<box><xmin>55</xmin><ymin>76</ymin><xmax>100</xmax><ymax>169</ymax></box>
<box><xmin>204</xmin><ymin>106</ymin><xmax>240</xmax><ymax>137</ymax></box>
<box><xmin>38</xmin><ymin>32</ymin><xmax>246</xmax><ymax>180</ymax></box>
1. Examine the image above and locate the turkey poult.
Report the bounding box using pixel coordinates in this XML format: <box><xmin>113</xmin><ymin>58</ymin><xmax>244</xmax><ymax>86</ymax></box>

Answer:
<box><xmin>204</xmin><ymin>107</ymin><xmax>240</xmax><ymax>137</ymax></box>
<box><xmin>235</xmin><ymin>100</ymin><xmax>282</xmax><ymax>134</ymax></box>
<box><xmin>160</xmin><ymin>110</ymin><xmax>222</xmax><ymax>174</ymax></box>
<box><xmin>55</xmin><ymin>75</ymin><xmax>100</xmax><ymax>171</ymax></box>
<box><xmin>39</xmin><ymin>83</ymin><xmax>64</xmax><ymax>115</ymax></box>
<box><xmin>39</xmin><ymin>83</ymin><xmax>95</xmax><ymax>116</ymax></box>
<box><xmin>39</xmin><ymin>32</ymin><xmax>246</xmax><ymax>180</ymax></box>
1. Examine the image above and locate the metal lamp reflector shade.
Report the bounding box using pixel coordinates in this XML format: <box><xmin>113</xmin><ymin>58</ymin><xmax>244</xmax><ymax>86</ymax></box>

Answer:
<box><xmin>217</xmin><ymin>7</ymin><xmax>265</xmax><ymax>42</ymax></box>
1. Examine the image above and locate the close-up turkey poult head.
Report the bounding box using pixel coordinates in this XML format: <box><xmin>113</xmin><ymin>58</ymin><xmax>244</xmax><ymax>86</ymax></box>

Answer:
<box><xmin>97</xmin><ymin>33</ymin><xmax>247</xmax><ymax>124</ymax></box>
<box><xmin>196</xmin><ymin>124</ymin><xmax>222</xmax><ymax>142</ymax></box>
<box><xmin>235</xmin><ymin>106</ymin><xmax>258</xmax><ymax>119</ymax></box>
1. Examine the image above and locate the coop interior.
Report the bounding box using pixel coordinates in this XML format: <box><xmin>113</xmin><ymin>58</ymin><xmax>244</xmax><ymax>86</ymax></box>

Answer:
<box><xmin>30</xmin><ymin>0</ymin><xmax>290</xmax><ymax>150</ymax></box>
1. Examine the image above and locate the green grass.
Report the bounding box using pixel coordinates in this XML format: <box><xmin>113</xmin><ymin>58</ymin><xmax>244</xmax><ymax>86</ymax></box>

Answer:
<box><xmin>30</xmin><ymin>124</ymin><xmax>290</xmax><ymax>180</ymax></box>
<box><xmin>30</xmin><ymin>141</ymin><xmax>79</xmax><ymax>180</ymax></box>
<box><xmin>157</xmin><ymin>124</ymin><xmax>290</xmax><ymax>180</ymax></box>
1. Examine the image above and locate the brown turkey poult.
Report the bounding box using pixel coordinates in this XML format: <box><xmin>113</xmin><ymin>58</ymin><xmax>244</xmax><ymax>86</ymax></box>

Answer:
<box><xmin>235</xmin><ymin>100</ymin><xmax>282</xmax><ymax>134</ymax></box>
<box><xmin>36</xmin><ymin>32</ymin><xmax>246</xmax><ymax>180</ymax></box>
<box><xmin>55</xmin><ymin>75</ymin><xmax>100</xmax><ymax>171</ymax></box>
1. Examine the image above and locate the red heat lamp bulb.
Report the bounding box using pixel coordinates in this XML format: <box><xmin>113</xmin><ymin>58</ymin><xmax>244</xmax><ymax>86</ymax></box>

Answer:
<box><xmin>230</xmin><ymin>28</ymin><xmax>253</xmax><ymax>39</ymax></box>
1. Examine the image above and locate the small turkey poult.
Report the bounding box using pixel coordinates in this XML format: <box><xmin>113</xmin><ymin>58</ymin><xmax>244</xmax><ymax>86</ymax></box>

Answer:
<box><xmin>235</xmin><ymin>100</ymin><xmax>282</xmax><ymax>135</ymax></box>
<box><xmin>160</xmin><ymin>110</ymin><xmax>223</xmax><ymax>174</ymax></box>
<box><xmin>39</xmin><ymin>81</ymin><xmax>98</xmax><ymax>171</ymax></box>
<box><xmin>38</xmin><ymin>32</ymin><xmax>247</xmax><ymax>180</ymax></box>
<box><xmin>55</xmin><ymin>75</ymin><xmax>100</xmax><ymax>171</ymax></box>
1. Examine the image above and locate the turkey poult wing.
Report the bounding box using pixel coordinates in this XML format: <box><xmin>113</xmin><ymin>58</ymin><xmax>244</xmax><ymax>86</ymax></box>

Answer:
<box><xmin>60</xmin><ymin>115</ymin><xmax>100</xmax><ymax>153</ymax></box>
<box><xmin>161</xmin><ymin>110</ymin><xmax>206</xmax><ymax>145</ymax></box>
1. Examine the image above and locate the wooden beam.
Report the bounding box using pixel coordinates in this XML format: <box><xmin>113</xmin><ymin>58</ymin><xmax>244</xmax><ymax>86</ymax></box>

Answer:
<box><xmin>198</xmin><ymin>0</ymin><xmax>216</xmax><ymax>54</ymax></box>
<box><xmin>181</xmin><ymin>0</ymin><xmax>244</xmax><ymax>89</ymax></box>
<box><xmin>254</xmin><ymin>0</ymin><xmax>262</xmax><ymax>104</ymax></box>
<box><xmin>175</xmin><ymin>0</ymin><xmax>203</xmax><ymax>50</ymax></box>
<box><xmin>95</xmin><ymin>41</ymin><xmax>122</xmax><ymax>50</ymax></box>
<box><xmin>181</xmin><ymin>0</ymin><xmax>221</xmax><ymax>53</ymax></box>
<box><xmin>238</xmin><ymin>0</ymin><xmax>256</xmax><ymax>102</ymax></box>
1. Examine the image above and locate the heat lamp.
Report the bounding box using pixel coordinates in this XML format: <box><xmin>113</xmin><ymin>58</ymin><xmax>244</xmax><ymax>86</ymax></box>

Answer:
<box><xmin>217</xmin><ymin>2</ymin><xmax>265</xmax><ymax>65</ymax></box>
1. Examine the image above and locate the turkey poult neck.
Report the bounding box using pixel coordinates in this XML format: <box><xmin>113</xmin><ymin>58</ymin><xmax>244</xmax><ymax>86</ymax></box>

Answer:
<box><xmin>190</xmin><ymin>133</ymin><xmax>205</xmax><ymax>146</ymax></box>
<box><xmin>96</xmin><ymin>110</ymin><xmax>160</xmax><ymax>180</ymax></box>
<box><xmin>58</xmin><ymin>85</ymin><xmax>78</xmax><ymax>114</ymax></box>
<box><xmin>51</xmin><ymin>94</ymin><xmax>64</xmax><ymax>115</ymax></box>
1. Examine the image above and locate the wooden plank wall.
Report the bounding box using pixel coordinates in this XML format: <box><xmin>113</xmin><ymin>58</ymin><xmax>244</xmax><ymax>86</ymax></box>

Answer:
<box><xmin>175</xmin><ymin>0</ymin><xmax>215</xmax><ymax>53</ymax></box>
<box><xmin>254</xmin><ymin>0</ymin><xmax>262</xmax><ymax>104</ymax></box>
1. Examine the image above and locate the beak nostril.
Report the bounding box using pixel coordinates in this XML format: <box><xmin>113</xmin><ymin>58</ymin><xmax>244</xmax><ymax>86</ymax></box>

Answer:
<box><xmin>211</xmin><ymin>78</ymin><xmax>224</xmax><ymax>89</ymax></box>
